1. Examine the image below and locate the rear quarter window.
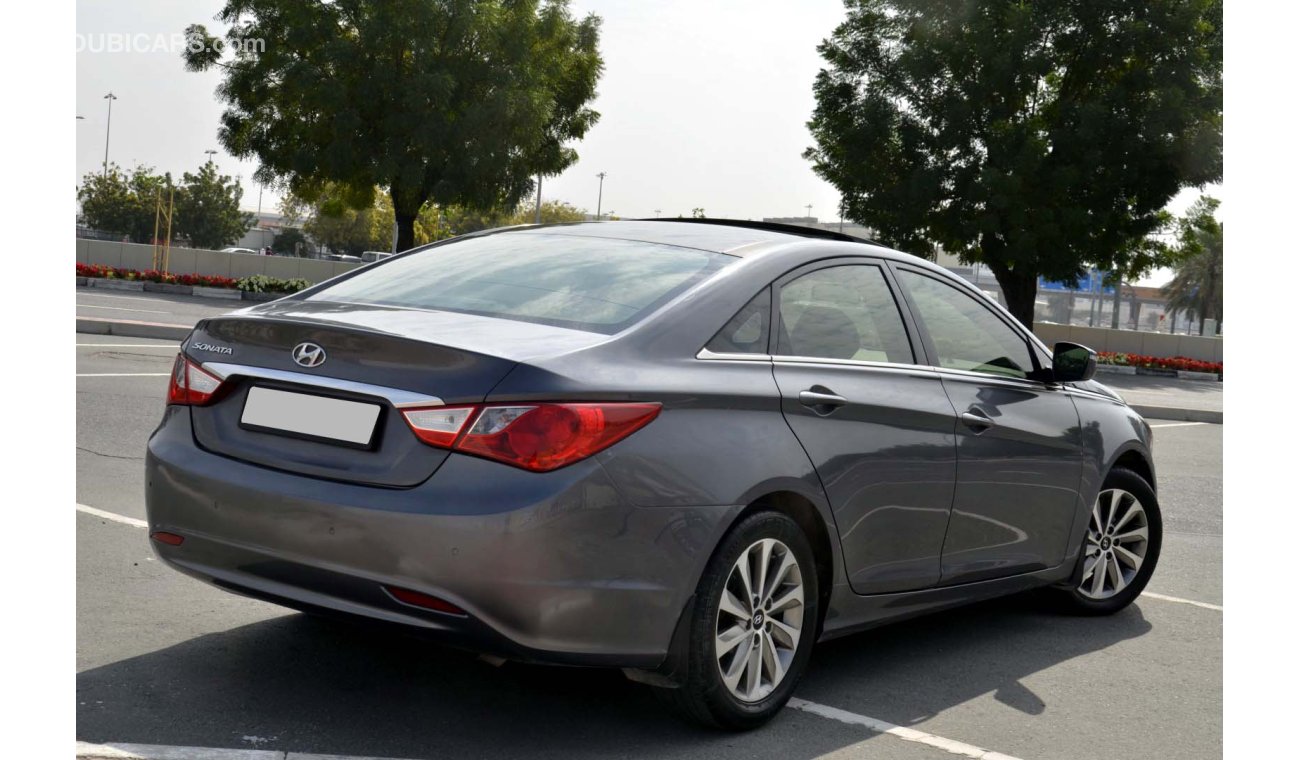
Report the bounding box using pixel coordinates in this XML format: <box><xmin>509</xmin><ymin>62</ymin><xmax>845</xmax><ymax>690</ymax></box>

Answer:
<box><xmin>307</xmin><ymin>232</ymin><xmax>734</xmax><ymax>334</ymax></box>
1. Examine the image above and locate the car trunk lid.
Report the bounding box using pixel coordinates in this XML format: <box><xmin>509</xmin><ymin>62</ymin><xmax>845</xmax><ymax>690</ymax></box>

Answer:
<box><xmin>183</xmin><ymin>301</ymin><xmax>604</xmax><ymax>487</ymax></box>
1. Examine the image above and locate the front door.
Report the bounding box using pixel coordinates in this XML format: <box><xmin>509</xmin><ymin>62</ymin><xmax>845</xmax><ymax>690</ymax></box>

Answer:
<box><xmin>892</xmin><ymin>267</ymin><xmax>1083</xmax><ymax>585</ymax></box>
<box><xmin>771</xmin><ymin>260</ymin><xmax>958</xmax><ymax>594</ymax></box>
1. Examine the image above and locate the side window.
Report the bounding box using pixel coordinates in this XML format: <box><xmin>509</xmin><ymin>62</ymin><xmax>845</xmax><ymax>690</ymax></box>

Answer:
<box><xmin>706</xmin><ymin>288</ymin><xmax>771</xmax><ymax>354</ymax></box>
<box><xmin>896</xmin><ymin>269</ymin><xmax>1037</xmax><ymax>379</ymax></box>
<box><xmin>776</xmin><ymin>265</ymin><xmax>914</xmax><ymax>363</ymax></box>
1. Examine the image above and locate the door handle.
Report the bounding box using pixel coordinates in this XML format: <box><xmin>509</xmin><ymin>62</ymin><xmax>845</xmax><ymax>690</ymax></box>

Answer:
<box><xmin>799</xmin><ymin>389</ymin><xmax>848</xmax><ymax>411</ymax></box>
<box><xmin>960</xmin><ymin>410</ymin><xmax>996</xmax><ymax>432</ymax></box>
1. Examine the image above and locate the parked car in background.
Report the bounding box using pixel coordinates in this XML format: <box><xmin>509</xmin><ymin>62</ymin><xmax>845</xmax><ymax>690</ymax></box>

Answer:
<box><xmin>361</xmin><ymin>251</ymin><xmax>395</xmax><ymax>263</ymax></box>
<box><xmin>321</xmin><ymin>253</ymin><xmax>363</xmax><ymax>263</ymax></box>
<box><xmin>220</xmin><ymin>247</ymin><xmax>258</xmax><ymax>255</ymax></box>
<box><xmin>147</xmin><ymin>219</ymin><xmax>1161</xmax><ymax>729</ymax></box>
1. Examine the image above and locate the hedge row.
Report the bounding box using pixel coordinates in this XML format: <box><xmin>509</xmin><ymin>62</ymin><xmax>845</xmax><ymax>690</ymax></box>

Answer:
<box><xmin>1097</xmin><ymin>351</ymin><xmax>1222</xmax><ymax>374</ymax></box>
<box><xmin>76</xmin><ymin>263</ymin><xmax>309</xmax><ymax>295</ymax></box>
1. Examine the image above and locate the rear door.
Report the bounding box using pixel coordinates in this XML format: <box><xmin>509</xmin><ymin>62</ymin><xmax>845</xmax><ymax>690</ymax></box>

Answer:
<box><xmin>770</xmin><ymin>259</ymin><xmax>958</xmax><ymax>594</ymax></box>
<box><xmin>891</xmin><ymin>266</ymin><xmax>1083</xmax><ymax>585</ymax></box>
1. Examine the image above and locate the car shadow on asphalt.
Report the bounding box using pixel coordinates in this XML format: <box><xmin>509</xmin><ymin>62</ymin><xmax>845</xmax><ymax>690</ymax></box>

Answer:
<box><xmin>76</xmin><ymin>593</ymin><xmax>1151</xmax><ymax>758</ymax></box>
<box><xmin>800</xmin><ymin>594</ymin><xmax>1153</xmax><ymax>724</ymax></box>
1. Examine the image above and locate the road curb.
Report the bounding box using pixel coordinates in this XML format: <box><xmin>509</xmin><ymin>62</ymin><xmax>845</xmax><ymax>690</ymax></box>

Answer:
<box><xmin>1129</xmin><ymin>404</ymin><xmax>1222</xmax><ymax>424</ymax></box>
<box><xmin>77</xmin><ymin>317</ymin><xmax>193</xmax><ymax>342</ymax></box>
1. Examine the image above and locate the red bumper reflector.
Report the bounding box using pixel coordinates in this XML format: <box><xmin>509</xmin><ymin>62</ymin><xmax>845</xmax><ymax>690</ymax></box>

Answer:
<box><xmin>150</xmin><ymin>531</ymin><xmax>185</xmax><ymax>546</ymax></box>
<box><xmin>384</xmin><ymin>585</ymin><xmax>467</xmax><ymax>616</ymax></box>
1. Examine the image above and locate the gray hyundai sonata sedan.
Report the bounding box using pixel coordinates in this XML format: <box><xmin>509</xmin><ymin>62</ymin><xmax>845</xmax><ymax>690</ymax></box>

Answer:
<box><xmin>146</xmin><ymin>219</ymin><xmax>1160</xmax><ymax>729</ymax></box>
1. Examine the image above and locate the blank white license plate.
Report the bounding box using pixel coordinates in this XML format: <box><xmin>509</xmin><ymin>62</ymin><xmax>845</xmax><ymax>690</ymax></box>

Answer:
<box><xmin>241</xmin><ymin>386</ymin><xmax>381</xmax><ymax>446</ymax></box>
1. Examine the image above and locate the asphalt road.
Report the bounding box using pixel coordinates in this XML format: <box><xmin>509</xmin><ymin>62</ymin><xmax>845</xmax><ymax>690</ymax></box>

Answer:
<box><xmin>76</xmin><ymin>286</ymin><xmax>242</xmax><ymax>328</ymax></box>
<box><xmin>76</xmin><ymin>332</ymin><xmax>1223</xmax><ymax>759</ymax></box>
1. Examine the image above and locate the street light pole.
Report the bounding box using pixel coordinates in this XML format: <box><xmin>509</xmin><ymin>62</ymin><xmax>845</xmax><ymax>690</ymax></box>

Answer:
<box><xmin>596</xmin><ymin>172</ymin><xmax>607</xmax><ymax>220</ymax></box>
<box><xmin>204</xmin><ymin>149</ymin><xmax>217</xmax><ymax>165</ymax></box>
<box><xmin>102</xmin><ymin>92</ymin><xmax>117</xmax><ymax>177</ymax></box>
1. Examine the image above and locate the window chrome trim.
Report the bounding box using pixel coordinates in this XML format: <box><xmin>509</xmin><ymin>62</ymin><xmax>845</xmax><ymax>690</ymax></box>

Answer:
<box><xmin>694</xmin><ymin>349</ymin><xmax>939</xmax><ymax>377</ymax></box>
<box><xmin>771</xmin><ymin>354</ymin><xmax>939</xmax><ymax>375</ymax></box>
<box><xmin>695</xmin><ymin>348</ymin><xmax>773</xmax><ymax>362</ymax></box>
<box><xmin>930</xmin><ymin>365</ymin><xmax>1058</xmax><ymax>390</ymax></box>
<box><xmin>200</xmin><ymin>362</ymin><xmax>445</xmax><ymax>409</ymax></box>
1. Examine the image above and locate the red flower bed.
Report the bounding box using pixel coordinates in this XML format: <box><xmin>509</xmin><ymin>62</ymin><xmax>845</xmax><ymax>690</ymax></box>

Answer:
<box><xmin>77</xmin><ymin>263</ymin><xmax>237</xmax><ymax>289</ymax></box>
<box><xmin>1097</xmin><ymin>351</ymin><xmax>1222</xmax><ymax>374</ymax></box>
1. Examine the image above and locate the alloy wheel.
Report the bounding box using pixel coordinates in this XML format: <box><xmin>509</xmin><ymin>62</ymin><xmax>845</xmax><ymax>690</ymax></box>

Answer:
<box><xmin>714</xmin><ymin>538</ymin><xmax>805</xmax><ymax>702</ymax></box>
<box><xmin>1079</xmin><ymin>488</ymin><xmax>1151</xmax><ymax>600</ymax></box>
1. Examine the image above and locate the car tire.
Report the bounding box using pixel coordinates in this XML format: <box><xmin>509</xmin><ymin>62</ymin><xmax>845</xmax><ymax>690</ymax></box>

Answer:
<box><xmin>1050</xmin><ymin>467</ymin><xmax>1163</xmax><ymax>615</ymax></box>
<box><xmin>651</xmin><ymin>510</ymin><xmax>819</xmax><ymax>730</ymax></box>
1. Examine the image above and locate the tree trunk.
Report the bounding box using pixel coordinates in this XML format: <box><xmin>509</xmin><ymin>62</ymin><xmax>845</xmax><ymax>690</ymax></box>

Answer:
<box><xmin>395</xmin><ymin>211</ymin><xmax>417</xmax><ymax>252</ymax></box>
<box><xmin>1110</xmin><ymin>280</ymin><xmax>1123</xmax><ymax>329</ymax></box>
<box><xmin>989</xmin><ymin>265</ymin><xmax>1038</xmax><ymax>330</ymax></box>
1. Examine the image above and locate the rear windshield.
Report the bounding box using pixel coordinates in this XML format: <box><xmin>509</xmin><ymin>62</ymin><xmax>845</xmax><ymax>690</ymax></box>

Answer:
<box><xmin>307</xmin><ymin>232</ymin><xmax>734</xmax><ymax>334</ymax></box>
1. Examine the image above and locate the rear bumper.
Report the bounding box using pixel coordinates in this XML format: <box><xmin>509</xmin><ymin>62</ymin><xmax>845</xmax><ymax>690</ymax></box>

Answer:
<box><xmin>145</xmin><ymin>407</ymin><xmax>738</xmax><ymax>667</ymax></box>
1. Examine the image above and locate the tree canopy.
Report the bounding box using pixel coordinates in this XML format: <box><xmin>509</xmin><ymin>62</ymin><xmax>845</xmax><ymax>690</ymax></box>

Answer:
<box><xmin>805</xmin><ymin>0</ymin><xmax>1222</xmax><ymax>327</ymax></box>
<box><xmin>183</xmin><ymin>0</ymin><xmax>603</xmax><ymax>252</ymax></box>
<box><xmin>77</xmin><ymin>163</ymin><xmax>252</xmax><ymax>249</ymax></box>
<box><xmin>1162</xmin><ymin>196</ymin><xmax>1222</xmax><ymax>334</ymax></box>
<box><xmin>77</xmin><ymin>165</ymin><xmax>171</xmax><ymax>243</ymax></box>
<box><xmin>175</xmin><ymin>162</ymin><xmax>254</xmax><ymax>250</ymax></box>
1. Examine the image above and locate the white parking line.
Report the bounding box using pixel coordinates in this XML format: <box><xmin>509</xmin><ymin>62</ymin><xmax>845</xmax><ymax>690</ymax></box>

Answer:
<box><xmin>77</xmin><ymin>303</ymin><xmax>171</xmax><ymax>314</ymax></box>
<box><xmin>1141</xmin><ymin>591</ymin><xmax>1223</xmax><ymax>611</ymax></box>
<box><xmin>78</xmin><ymin>343</ymin><xmax>178</xmax><ymax>348</ymax></box>
<box><xmin>787</xmin><ymin>698</ymin><xmax>1023</xmax><ymax>759</ymax></box>
<box><xmin>77</xmin><ymin>373</ymin><xmax>170</xmax><ymax>377</ymax></box>
<box><xmin>1148</xmin><ymin>422</ymin><xmax>1208</xmax><ymax>429</ymax></box>
<box><xmin>76</xmin><ymin>503</ymin><xmax>147</xmax><ymax>529</ymax></box>
<box><xmin>77</xmin><ymin>292</ymin><xmax>177</xmax><ymax>304</ymax></box>
<box><xmin>75</xmin><ymin>741</ymin><xmax>427</xmax><ymax>759</ymax></box>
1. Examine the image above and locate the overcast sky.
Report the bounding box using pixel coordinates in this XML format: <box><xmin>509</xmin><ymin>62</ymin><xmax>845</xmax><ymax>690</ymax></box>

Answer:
<box><xmin>76</xmin><ymin>0</ymin><xmax>1219</xmax><ymax>246</ymax></box>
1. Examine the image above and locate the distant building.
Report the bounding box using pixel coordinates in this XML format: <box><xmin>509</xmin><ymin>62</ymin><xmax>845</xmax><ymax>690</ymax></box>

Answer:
<box><xmin>235</xmin><ymin>210</ymin><xmax>298</xmax><ymax>251</ymax></box>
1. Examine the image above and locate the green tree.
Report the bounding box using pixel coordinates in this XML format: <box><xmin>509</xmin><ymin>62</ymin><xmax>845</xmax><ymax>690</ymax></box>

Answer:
<box><xmin>183</xmin><ymin>0</ymin><xmax>603</xmax><ymax>253</ymax></box>
<box><xmin>1162</xmin><ymin>196</ymin><xmax>1223</xmax><ymax>335</ymax></box>
<box><xmin>510</xmin><ymin>199</ymin><xmax>587</xmax><ymax>225</ymax></box>
<box><xmin>175</xmin><ymin>162</ymin><xmax>254</xmax><ymax>250</ymax></box>
<box><xmin>272</xmin><ymin>228</ymin><xmax>310</xmax><ymax>256</ymax></box>
<box><xmin>301</xmin><ymin>189</ymin><xmax>393</xmax><ymax>256</ymax></box>
<box><xmin>399</xmin><ymin>197</ymin><xmax>585</xmax><ymax>240</ymax></box>
<box><xmin>805</xmin><ymin>0</ymin><xmax>1222</xmax><ymax>328</ymax></box>
<box><xmin>77</xmin><ymin>164</ymin><xmax>172</xmax><ymax>243</ymax></box>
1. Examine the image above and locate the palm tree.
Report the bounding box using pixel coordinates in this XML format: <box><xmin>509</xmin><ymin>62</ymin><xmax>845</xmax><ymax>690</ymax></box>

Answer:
<box><xmin>1162</xmin><ymin>197</ymin><xmax>1223</xmax><ymax>335</ymax></box>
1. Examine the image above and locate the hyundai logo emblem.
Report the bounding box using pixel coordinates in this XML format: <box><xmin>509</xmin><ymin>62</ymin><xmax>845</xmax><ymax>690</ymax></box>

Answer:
<box><xmin>292</xmin><ymin>342</ymin><xmax>327</xmax><ymax>368</ymax></box>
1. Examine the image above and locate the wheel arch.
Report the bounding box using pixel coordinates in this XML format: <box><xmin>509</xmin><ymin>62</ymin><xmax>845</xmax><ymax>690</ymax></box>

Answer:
<box><xmin>735</xmin><ymin>490</ymin><xmax>837</xmax><ymax>637</ymax></box>
<box><xmin>1110</xmin><ymin>446</ymin><xmax>1157</xmax><ymax>494</ymax></box>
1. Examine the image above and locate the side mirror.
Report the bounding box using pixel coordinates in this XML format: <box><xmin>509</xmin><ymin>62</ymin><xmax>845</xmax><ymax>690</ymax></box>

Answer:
<box><xmin>1052</xmin><ymin>342</ymin><xmax>1097</xmax><ymax>383</ymax></box>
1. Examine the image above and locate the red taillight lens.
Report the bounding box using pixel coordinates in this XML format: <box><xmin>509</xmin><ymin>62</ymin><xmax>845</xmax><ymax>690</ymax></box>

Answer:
<box><xmin>400</xmin><ymin>402</ymin><xmax>661</xmax><ymax>472</ymax></box>
<box><xmin>167</xmin><ymin>354</ymin><xmax>224</xmax><ymax>406</ymax></box>
<box><xmin>150</xmin><ymin>531</ymin><xmax>184</xmax><ymax>546</ymax></box>
<box><xmin>384</xmin><ymin>585</ymin><xmax>467</xmax><ymax>616</ymax></box>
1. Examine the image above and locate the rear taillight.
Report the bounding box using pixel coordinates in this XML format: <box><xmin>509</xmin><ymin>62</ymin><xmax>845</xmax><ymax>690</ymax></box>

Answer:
<box><xmin>401</xmin><ymin>402</ymin><xmax>661</xmax><ymax>472</ymax></box>
<box><xmin>167</xmin><ymin>354</ymin><xmax>224</xmax><ymax>406</ymax></box>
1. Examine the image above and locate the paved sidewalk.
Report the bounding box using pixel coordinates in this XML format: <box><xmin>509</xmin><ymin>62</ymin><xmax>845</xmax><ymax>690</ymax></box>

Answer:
<box><xmin>1095</xmin><ymin>373</ymin><xmax>1223</xmax><ymax>423</ymax></box>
